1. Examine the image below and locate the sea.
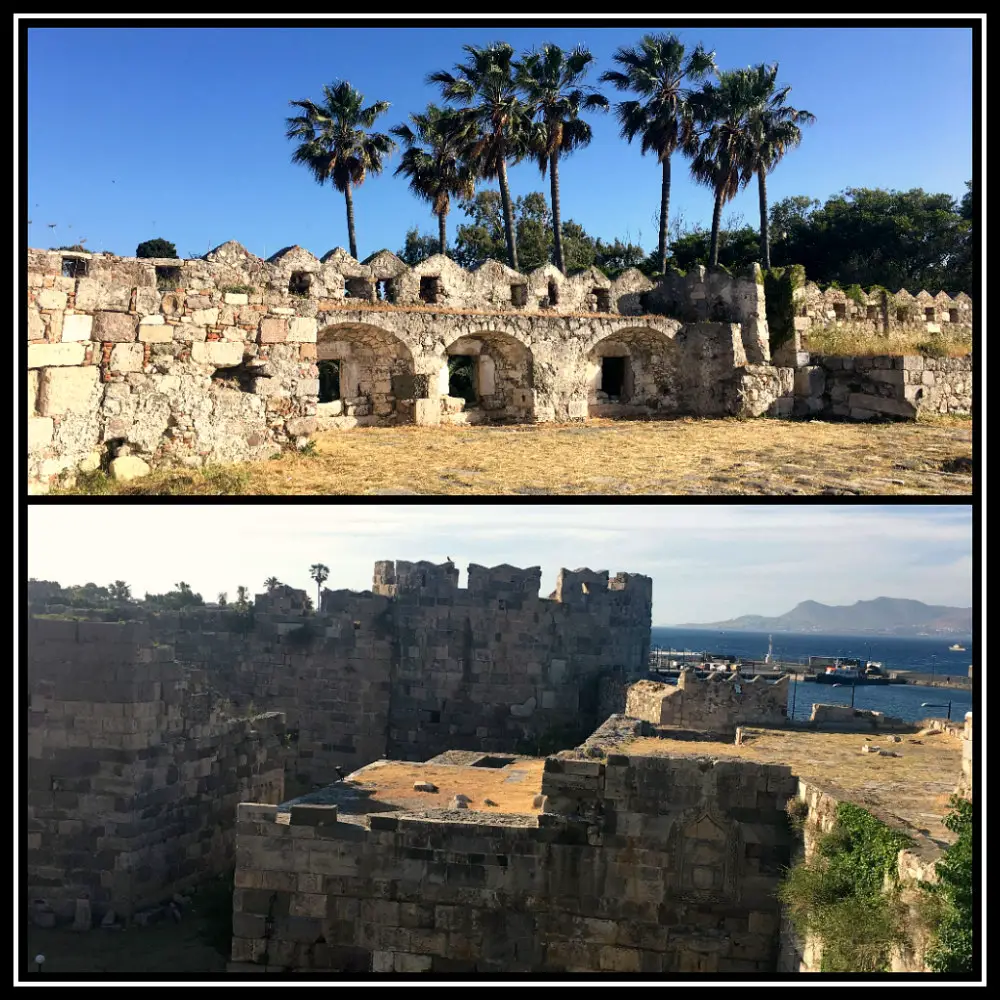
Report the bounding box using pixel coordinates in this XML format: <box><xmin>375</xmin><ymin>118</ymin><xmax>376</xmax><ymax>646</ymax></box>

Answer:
<box><xmin>649</xmin><ymin>627</ymin><xmax>974</xmax><ymax>724</ymax></box>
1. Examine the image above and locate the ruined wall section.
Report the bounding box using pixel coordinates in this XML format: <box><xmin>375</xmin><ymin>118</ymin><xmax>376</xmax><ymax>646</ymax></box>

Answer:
<box><xmin>626</xmin><ymin>672</ymin><xmax>790</xmax><ymax>734</ymax></box>
<box><xmin>26</xmin><ymin>618</ymin><xmax>285</xmax><ymax>921</ymax></box>
<box><xmin>229</xmin><ymin>751</ymin><xmax>795</xmax><ymax>973</ymax></box>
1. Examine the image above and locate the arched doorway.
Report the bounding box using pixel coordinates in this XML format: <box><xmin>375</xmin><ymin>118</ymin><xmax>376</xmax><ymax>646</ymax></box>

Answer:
<box><xmin>586</xmin><ymin>327</ymin><xmax>679</xmax><ymax>417</ymax></box>
<box><xmin>441</xmin><ymin>330</ymin><xmax>534</xmax><ymax>424</ymax></box>
<box><xmin>316</xmin><ymin>323</ymin><xmax>418</xmax><ymax>426</ymax></box>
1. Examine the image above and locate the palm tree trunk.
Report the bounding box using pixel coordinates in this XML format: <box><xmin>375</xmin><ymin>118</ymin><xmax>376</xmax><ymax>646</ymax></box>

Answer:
<box><xmin>659</xmin><ymin>156</ymin><xmax>671</xmax><ymax>274</ymax></box>
<box><xmin>710</xmin><ymin>190</ymin><xmax>724</xmax><ymax>267</ymax></box>
<box><xmin>550</xmin><ymin>151</ymin><xmax>565</xmax><ymax>274</ymax></box>
<box><xmin>344</xmin><ymin>181</ymin><xmax>358</xmax><ymax>260</ymax></box>
<box><xmin>758</xmin><ymin>170</ymin><xmax>770</xmax><ymax>269</ymax></box>
<box><xmin>497</xmin><ymin>157</ymin><xmax>519</xmax><ymax>271</ymax></box>
<box><xmin>438</xmin><ymin>206</ymin><xmax>448</xmax><ymax>257</ymax></box>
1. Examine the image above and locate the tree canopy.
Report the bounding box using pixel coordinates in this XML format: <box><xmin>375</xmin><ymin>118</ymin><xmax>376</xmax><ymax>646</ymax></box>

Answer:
<box><xmin>136</xmin><ymin>238</ymin><xmax>178</xmax><ymax>259</ymax></box>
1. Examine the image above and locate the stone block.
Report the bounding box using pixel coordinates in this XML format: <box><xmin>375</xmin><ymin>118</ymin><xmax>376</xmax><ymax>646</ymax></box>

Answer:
<box><xmin>225</xmin><ymin>292</ymin><xmax>249</xmax><ymax>305</ymax></box>
<box><xmin>37</xmin><ymin>365</ymin><xmax>100</xmax><ymax>416</ymax></box>
<box><xmin>110</xmin><ymin>343</ymin><xmax>145</xmax><ymax>372</ymax></box>
<box><xmin>190</xmin><ymin>341</ymin><xmax>244</xmax><ymax>367</ymax></box>
<box><xmin>110</xmin><ymin>456</ymin><xmax>151</xmax><ymax>482</ymax></box>
<box><xmin>27</xmin><ymin>371</ymin><xmax>38</xmax><ymax>416</ymax></box>
<box><xmin>28</xmin><ymin>416</ymin><xmax>54</xmax><ymax>450</ymax></box>
<box><xmin>62</xmin><ymin>313</ymin><xmax>94</xmax><ymax>342</ymax></box>
<box><xmin>139</xmin><ymin>323</ymin><xmax>173</xmax><ymax>343</ymax></box>
<box><xmin>414</xmin><ymin>398</ymin><xmax>441</xmax><ymax>426</ymax></box>
<box><xmin>191</xmin><ymin>308</ymin><xmax>219</xmax><ymax>326</ymax></box>
<box><xmin>92</xmin><ymin>311</ymin><xmax>137</xmax><ymax>342</ymax></box>
<box><xmin>28</xmin><ymin>307</ymin><xmax>45</xmax><ymax>340</ymax></box>
<box><xmin>37</xmin><ymin>287</ymin><xmax>69</xmax><ymax>310</ymax></box>
<box><xmin>847</xmin><ymin>393</ymin><xmax>916</xmax><ymax>419</ymax></box>
<box><xmin>28</xmin><ymin>342</ymin><xmax>87</xmax><ymax>368</ymax></box>
<box><xmin>288</xmin><ymin>317</ymin><xmax>318</xmax><ymax>342</ymax></box>
<box><xmin>295</xmin><ymin>378</ymin><xmax>320</xmax><ymax>397</ymax></box>
<box><xmin>259</xmin><ymin>318</ymin><xmax>288</xmax><ymax>343</ymax></box>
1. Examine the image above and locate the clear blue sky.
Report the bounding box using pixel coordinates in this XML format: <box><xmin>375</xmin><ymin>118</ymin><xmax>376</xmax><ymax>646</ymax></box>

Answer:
<box><xmin>27</xmin><ymin>504</ymin><xmax>972</xmax><ymax>624</ymax></box>
<box><xmin>24</xmin><ymin>20</ymin><xmax>974</xmax><ymax>262</ymax></box>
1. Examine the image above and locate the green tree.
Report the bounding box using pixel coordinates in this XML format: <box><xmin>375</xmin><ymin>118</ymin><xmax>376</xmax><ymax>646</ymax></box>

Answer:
<box><xmin>453</xmin><ymin>190</ymin><xmax>507</xmax><ymax>268</ymax></box>
<box><xmin>217</xmin><ymin>592</ymin><xmax>228</xmax><ymax>607</ymax></box>
<box><xmin>594</xmin><ymin>237</ymin><xmax>648</xmax><ymax>276</ymax></box>
<box><xmin>108</xmin><ymin>580</ymin><xmax>132</xmax><ymax>601</ymax></box>
<box><xmin>391</xmin><ymin>104</ymin><xmax>476</xmax><ymax>256</ymax></box>
<box><xmin>309</xmin><ymin>563</ymin><xmax>330</xmax><ymax>609</ymax></box>
<box><xmin>926</xmin><ymin>797</ymin><xmax>974</xmax><ymax>974</ymax></box>
<box><xmin>285</xmin><ymin>81</ymin><xmax>396</xmax><ymax>260</ymax></box>
<box><xmin>517</xmin><ymin>44</ymin><xmax>608</xmax><ymax>273</ymax></box>
<box><xmin>686</xmin><ymin>67</ymin><xmax>771</xmax><ymax>267</ymax></box>
<box><xmin>135</xmin><ymin>238</ymin><xmax>178</xmax><ymax>259</ymax></box>
<box><xmin>668</xmin><ymin>224</ymin><xmax>762</xmax><ymax>273</ymax></box>
<box><xmin>601</xmin><ymin>33</ymin><xmax>716</xmax><ymax>274</ymax></box>
<box><xmin>235</xmin><ymin>585</ymin><xmax>250</xmax><ymax>609</ymax></box>
<box><xmin>741</xmin><ymin>63</ymin><xmax>815</xmax><ymax>268</ymax></box>
<box><xmin>264</xmin><ymin>577</ymin><xmax>281</xmax><ymax>592</ymax></box>
<box><xmin>429</xmin><ymin>42</ymin><xmax>534</xmax><ymax>270</ymax></box>
<box><xmin>397</xmin><ymin>227</ymin><xmax>441</xmax><ymax>266</ymax></box>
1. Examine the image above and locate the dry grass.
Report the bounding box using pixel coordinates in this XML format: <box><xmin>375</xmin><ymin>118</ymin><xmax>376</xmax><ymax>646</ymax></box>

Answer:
<box><xmin>55</xmin><ymin>416</ymin><xmax>973</xmax><ymax>496</ymax></box>
<box><xmin>626</xmin><ymin>726</ymin><xmax>963</xmax><ymax>845</ymax></box>
<box><xmin>344</xmin><ymin>758</ymin><xmax>546</xmax><ymax>815</ymax></box>
<box><xmin>805</xmin><ymin>326</ymin><xmax>972</xmax><ymax>358</ymax></box>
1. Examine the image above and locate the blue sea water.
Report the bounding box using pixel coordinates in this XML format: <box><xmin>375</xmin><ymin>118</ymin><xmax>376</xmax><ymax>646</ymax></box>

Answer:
<box><xmin>649</xmin><ymin>628</ymin><xmax>974</xmax><ymax>723</ymax></box>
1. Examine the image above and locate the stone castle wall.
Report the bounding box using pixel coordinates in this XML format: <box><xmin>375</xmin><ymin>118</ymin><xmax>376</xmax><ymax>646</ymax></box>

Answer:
<box><xmin>26</xmin><ymin>618</ymin><xmax>286</xmax><ymax>921</ymax></box>
<box><xmin>26</xmin><ymin>243</ymin><xmax>794</xmax><ymax>491</ymax></box>
<box><xmin>626</xmin><ymin>671</ymin><xmax>789</xmax><ymax>733</ymax></box>
<box><xmin>229</xmin><ymin>751</ymin><xmax>796</xmax><ymax>974</ymax></box>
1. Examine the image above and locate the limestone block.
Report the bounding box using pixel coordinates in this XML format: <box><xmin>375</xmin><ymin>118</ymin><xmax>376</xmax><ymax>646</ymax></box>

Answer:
<box><xmin>110</xmin><ymin>343</ymin><xmax>145</xmax><ymax>372</ymax></box>
<box><xmin>28</xmin><ymin>307</ymin><xmax>45</xmax><ymax>340</ymax></box>
<box><xmin>91</xmin><ymin>282</ymin><xmax>133</xmax><ymax>312</ymax></box>
<box><xmin>62</xmin><ymin>313</ymin><xmax>94</xmax><ymax>342</ymax></box>
<box><xmin>478</xmin><ymin>355</ymin><xmax>496</xmax><ymax>395</ymax></box>
<box><xmin>139</xmin><ymin>323</ymin><xmax>173</xmax><ymax>343</ymax></box>
<box><xmin>288</xmin><ymin>317</ymin><xmax>318</xmax><ymax>342</ymax></box>
<box><xmin>78</xmin><ymin>451</ymin><xmax>101</xmax><ymax>473</ymax></box>
<box><xmin>191</xmin><ymin>307</ymin><xmax>219</xmax><ymax>326</ymax></box>
<box><xmin>285</xmin><ymin>417</ymin><xmax>317</xmax><ymax>436</ymax></box>
<box><xmin>28</xmin><ymin>342</ymin><xmax>86</xmax><ymax>367</ymax></box>
<box><xmin>28</xmin><ymin>416</ymin><xmax>54</xmax><ymax>450</ymax></box>
<box><xmin>37</xmin><ymin>365</ymin><xmax>100</xmax><ymax>416</ymax></box>
<box><xmin>27</xmin><ymin>371</ymin><xmax>38</xmax><ymax>416</ymax></box>
<box><xmin>225</xmin><ymin>292</ymin><xmax>249</xmax><ymax>305</ymax></box>
<box><xmin>93</xmin><ymin>311</ymin><xmax>137</xmax><ymax>342</ymax></box>
<box><xmin>37</xmin><ymin>287</ymin><xmax>69</xmax><ymax>311</ymax></box>
<box><xmin>414</xmin><ymin>398</ymin><xmax>441</xmax><ymax>426</ymax></box>
<box><xmin>259</xmin><ymin>318</ymin><xmax>288</xmax><ymax>343</ymax></box>
<box><xmin>135</xmin><ymin>287</ymin><xmax>160</xmax><ymax>314</ymax></box>
<box><xmin>191</xmin><ymin>341</ymin><xmax>244</xmax><ymax>367</ymax></box>
<box><xmin>295</xmin><ymin>378</ymin><xmax>320</xmax><ymax>397</ymax></box>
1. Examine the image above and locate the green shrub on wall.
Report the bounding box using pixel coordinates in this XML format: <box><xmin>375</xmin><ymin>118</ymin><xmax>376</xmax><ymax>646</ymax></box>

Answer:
<box><xmin>923</xmin><ymin>796</ymin><xmax>974</xmax><ymax>974</ymax></box>
<box><xmin>764</xmin><ymin>265</ymin><xmax>805</xmax><ymax>355</ymax></box>
<box><xmin>779</xmin><ymin>802</ymin><xmax>912</xmax><ymax>972</ymax></box>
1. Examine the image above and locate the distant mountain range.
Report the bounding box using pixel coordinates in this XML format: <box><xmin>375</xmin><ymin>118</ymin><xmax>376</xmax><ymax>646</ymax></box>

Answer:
<box><xmin>672</xmin><ymin>597</ymin><xmax>973</xmax><ymax>636</ymax></box>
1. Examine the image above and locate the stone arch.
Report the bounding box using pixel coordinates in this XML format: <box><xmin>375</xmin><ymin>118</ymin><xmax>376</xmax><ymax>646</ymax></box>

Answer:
<box><xmin>585</xmin><ymin>325</ymin><xmax>680</xmax><ymax>417</ymax></box>
<box><xmin>316</xmin><ymin>322</ymin><xmax>419</xmax><ymax>426</ymax></box>
<box><xmin>439</xmin><ymin>328</ymin><xmax>535</xmax><ymax>423</ymax></box>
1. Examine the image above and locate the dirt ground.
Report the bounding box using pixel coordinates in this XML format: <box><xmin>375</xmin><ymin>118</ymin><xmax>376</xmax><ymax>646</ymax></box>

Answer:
<box><xmin>57</xmin><ymin>415</ymin><xmax>972</xmax><ymax>496</ymax></box>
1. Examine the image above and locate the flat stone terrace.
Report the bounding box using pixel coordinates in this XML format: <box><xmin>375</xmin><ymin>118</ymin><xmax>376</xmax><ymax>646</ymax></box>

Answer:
<box><xmin>621</xmin><ymin>725</ymin><xmax>962</xmax><ymax>847</ymax></box>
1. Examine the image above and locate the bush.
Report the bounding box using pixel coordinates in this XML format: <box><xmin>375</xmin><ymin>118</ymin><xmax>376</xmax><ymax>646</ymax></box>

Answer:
<box><xmin>924</xmin><ymin>797</ymin><xmax>974</xmax><ymax>974</ymax></box>
<box><xmin>136</xmin><ymin>238</ymin><xmax>178</xmax><ymax>259</ymax></box>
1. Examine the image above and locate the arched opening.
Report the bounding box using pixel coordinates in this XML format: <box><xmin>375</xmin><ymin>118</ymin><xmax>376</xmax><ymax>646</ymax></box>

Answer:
<box><xmin>586</xmin><ymin>327</ymin><xmax>679</xmax><ymax>418</ymax></box>
<box><xmin>316</xmin><ymin>323</ymin><xmax>418</xmax><ymax>426</ymax></box>
<box><xmin>441</xmin><ymin>330</ymin><xmax>534</xmax><ymax>424</ymax></box>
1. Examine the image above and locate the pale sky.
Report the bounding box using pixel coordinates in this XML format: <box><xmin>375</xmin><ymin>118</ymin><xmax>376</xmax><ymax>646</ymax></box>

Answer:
<box><xmin>25</xmin><ymin>504</ymin><xmax>971</xmax><ymax>624</ymax></box>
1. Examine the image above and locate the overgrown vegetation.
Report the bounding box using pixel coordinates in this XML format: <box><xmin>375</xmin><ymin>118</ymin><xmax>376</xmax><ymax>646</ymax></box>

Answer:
<box><xmin>136</xmin><ymin>238</ymin><xmax>178</xmax><ymax>259</ymax></box>
<box><xmin>221</xmin><ymin>283</ymin><xmax>253</xmax><ymax>295</ymax></box>
<box><xmin>779</xmin><ymin>802</ymin><xmax>913</xmax><ymax>972</ymax></box>
<box><xmin>807</xmin><ymin>325</ymin><xmax>971</xmax><ymax>358</ymax></box>
<box><xmin>764</xmin><ymin>264</ymin><xmax>805</xmax><ymax>355</ymax></box>
<box><xmin>923</xmin><ymin>796</ymin><xmax>974</xmax><ymax>974</ymax></box>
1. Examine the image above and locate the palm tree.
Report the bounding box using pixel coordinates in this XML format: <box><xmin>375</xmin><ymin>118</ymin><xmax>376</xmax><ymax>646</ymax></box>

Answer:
<box><xmin>516</xmin><ymin>44</ymin><xmax>608</xmax><ymax>274</ymax></box>
<box><xmin>391</xmin><ymin>105</ymin><xmax>476</xmax><ymax>256</ymax></box>
<box><xmin>600</xmin><ymin>34</ymin><xmax>716</xmax><ymax>274</ymax></box>
<box><xmin>108</xmin><ymin>580</ymin><xmax>131</xmax><ymax>601</ymax></box>
<box><xmin>174</xmin><ymin>581</ymin><xmax>192</xmax><ymax>595</ymax></box>
<box><xmin>285</xmin><ymin>81</ymin><xmax>397</xmax><ymax>260</ymax></box>
<box><xmin>741</xmin><ymin>63</ymin><xmax>815</xmax><ymax>268</ymax></box>
<box><xmin>429</xmin><ymin>42</ymin><xmax>535</xmax><ymax>270</ymax></box>
<box><xmin>685</xmin><ymin>68</ymin><xmax>770</xmax><ymax>268</ymax></box>
<box><xmin>264</xmin><ymin>577</ymin><xmax>281</xmax><ymax>592</ymax></box>
<box><xmin>309</xmin><ymin>563</ymin><xmax>330</xmax><ymax>609</ymax></box>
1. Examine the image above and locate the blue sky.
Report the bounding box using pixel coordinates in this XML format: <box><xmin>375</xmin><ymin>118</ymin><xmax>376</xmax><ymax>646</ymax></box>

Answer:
<box><xmin>24</xmin><ymin>18</ymin><xmax>974</xmax><ymax>263</ymax></box>
<box><xmin>26</xmin><ymin>505</ymin><xmax>972</xmax><ymax>624</ymax></box>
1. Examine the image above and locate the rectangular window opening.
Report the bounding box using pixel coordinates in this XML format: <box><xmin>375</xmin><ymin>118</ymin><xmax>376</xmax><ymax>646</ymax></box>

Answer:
<box><xmin>419</xmin><ymin>275</ymin><xmax>440</xmax><ymax>304</ymax></box>
<box><xmin>601</xmin><ymin>356</ymin><xmax>626</xmax><ymax>398</ymax></box>
<box><xmin>924</xmin><ymin>307</ymin><xmax>935</xmax><ymax>322</ymax></box>
<box><xmin>949</xmin><ymin>308</ymin><xmax>959</xmax><ymax>324</ymax></box>
<box><xmin>548</xmin><ymin>280</ymin><xmax>560</xmax><ymax>306</ymax></box>
<box><xmin>345</xmin><ymin>277</ymin><xmax>370</xmax><ymax>300</ymax></box>
<box><xmin>376</xmin><ymin>279</ymin><xmax>395</xmax><ymax>303</ymax></box>
<box><xmin>896</xmin><ymin>307</ymin><xmax>909</xmax><ymax>323</ymax></box>
<box><xmin>155</xmin><ymin>266</ymin><xmax>181</xmax><ymax>291</ymax></box>
<box><xmin>318</xmin><ymin>360</ymin><xmax>341</xmax><ymax>403</ymax></box>
<box><xmin>511</xmin><ymin>283</ymin><xmax>528</xmax><ymax>308</ymax></box>
<box><xmin>833</xmin><ymin>302</ymin><xmax>846</xmax><ymax>320</ymax></box>
<box><xmin>866</xmin><ymin>305</ymin><xmax>879</xmax><ymax>321</ymax></box>
<box><xmin>61</xmin><ymin>257</ymin><xmax>88</xmax><ymax>279</ymax></box>
<box><xmin>448</xmin><ymin>354</ymin><xmax>477</xmax><ymax>404</ymax></box>
<box><xmin>593</xmin><ymin>288</ymin><xmax>611</xmax><ymax>312</ymax></box>
<box><xmin>289</xmin><ymin>271</ymin><xmax>312</xmax><ymax>296</ymax></box>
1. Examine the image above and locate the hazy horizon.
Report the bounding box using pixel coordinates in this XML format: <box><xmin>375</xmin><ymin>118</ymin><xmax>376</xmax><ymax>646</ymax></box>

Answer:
<box><xmin>26</xmin><ymin>504</ymin><xmax>972</xmax><ymax>624</ymax></box>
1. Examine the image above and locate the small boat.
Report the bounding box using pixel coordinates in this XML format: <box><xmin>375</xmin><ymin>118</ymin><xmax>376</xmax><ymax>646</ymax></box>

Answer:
<box><xmin>949</xmin><ymin>643</ymin><xmax>966</xmax><ymax>652</ymax></box>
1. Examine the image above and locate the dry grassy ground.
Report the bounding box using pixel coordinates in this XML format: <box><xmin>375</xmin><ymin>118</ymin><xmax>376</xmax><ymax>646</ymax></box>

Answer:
<box><xmin>805</xmin><ymin>326</ymin><xmax>971</xmax><ymax>358</ymax></box>
<box><xmin>59</xmin><ymin>415</ymin><xmax>972</xmax><ymax>496</ymax></box>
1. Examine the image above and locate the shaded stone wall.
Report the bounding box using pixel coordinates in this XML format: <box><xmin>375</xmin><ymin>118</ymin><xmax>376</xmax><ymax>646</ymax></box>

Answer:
<box><xmin>229</xmin><ymin>751</ymin><xmax>796</xmax><ymax>974</ymax></box>
<box><xmin>626</xmin><ymin>672</ymin><xmax>789</xmax><ymax>734</ymax></box>
<box><xmin>793</xmin><ymin>354</ymin><xmax>972</xmax><ymax>419</ymax></box>
<box><xmin>26</xmin><ymin>618</ymin><xmax>286</xmax><ymax>922</ymax></box>
<box><xmin>27</xmin><ymin>244</ymin><xmax>792</xmax><ymax>491</ymax></box>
